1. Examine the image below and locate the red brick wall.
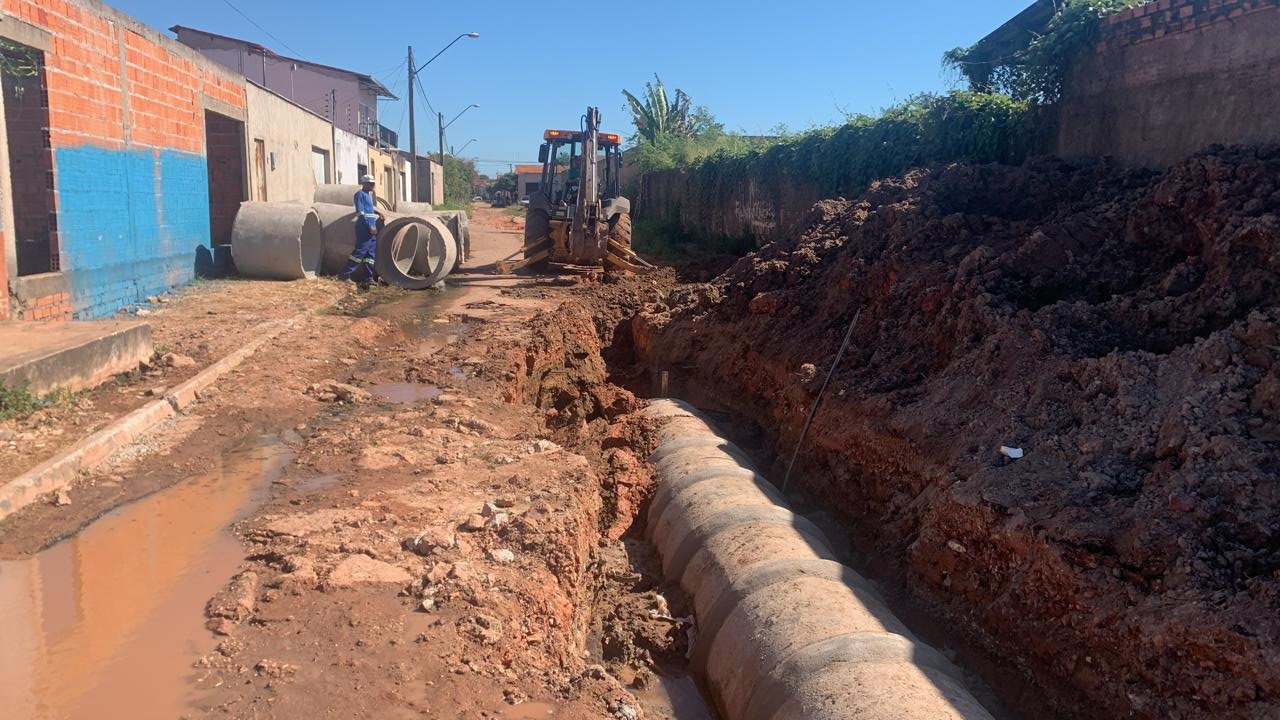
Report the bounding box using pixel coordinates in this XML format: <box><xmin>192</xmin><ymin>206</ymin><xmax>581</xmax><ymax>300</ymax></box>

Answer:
<box><xmin>14</xmin><ymin>289</ymin><xmax>71</xmax><ymax>320</ymax></box>
<box><xmin>1097</xmin><ymin>0</ymin><xmax>1280</xmax><ymax>51</ymax></box>
<box><xmin>2</xmin><ymin>0</ymin><xmax>249</xmax><ymax>320</ymax></box>
<box><xmin>1058</xmin><ymin>0</ymin><xmax>1280</xmax><ymax>167</ymax></box>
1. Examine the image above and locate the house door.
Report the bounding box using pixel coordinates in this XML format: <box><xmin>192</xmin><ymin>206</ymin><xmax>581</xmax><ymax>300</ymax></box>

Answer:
<box><xmin>252</xmin><ymin>139</ymin><xmax>267</xmax><ymax>201</ymax></box>
<box><xmin>311</xmin><ymin>147</ymin><xmax>330</xmax><ymax>186</ymax></box>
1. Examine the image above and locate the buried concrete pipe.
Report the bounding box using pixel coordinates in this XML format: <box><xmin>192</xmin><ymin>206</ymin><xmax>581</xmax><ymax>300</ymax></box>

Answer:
<box><xmin>230</xmin><ymin>202</ymin><xmax>323</xmax><ymax>280</ymax></box>
<box><xmin>642</xmin><ymin>398</ymin><xmax>994</xmax><ymax>720</ymax></box>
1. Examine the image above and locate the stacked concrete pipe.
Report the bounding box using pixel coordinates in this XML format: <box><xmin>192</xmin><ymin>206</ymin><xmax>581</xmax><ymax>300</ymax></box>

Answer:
<box><xmin>643</xmin><ymin>398</ymin><xmax>994</xmax><ymax>720</ymax></box>
<box><xmin>313</xmin><ymin>184</ymin><xmax>392</xmax><ymax>212</ymax></box>
<box><xmin>230</xmin><ymin>202</ymin><xmax>323</xmax><ymax>280</ymax></box>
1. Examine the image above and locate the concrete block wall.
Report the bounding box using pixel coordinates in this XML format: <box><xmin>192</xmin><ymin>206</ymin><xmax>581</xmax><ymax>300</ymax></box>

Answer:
<box><xmin>1057</xmin><ymin>0</ymin><xmax>1280</xmax><ymax>166</ymax></box>
<box><xmin>3</xmin><ymin>0</ymin><xmax>247</xmax><ymax>319</ymax></box>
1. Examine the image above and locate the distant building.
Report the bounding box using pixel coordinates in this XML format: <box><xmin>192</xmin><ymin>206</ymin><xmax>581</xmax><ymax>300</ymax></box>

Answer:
<box><xmin>514</xmin><ymin>164</ymin><xmax>543</xmax><ymax>199</ymax></box>
<box><xmin>171</xmin><ymin>26</ymin><xmax>397</xmax><ymax>144</ymax></box>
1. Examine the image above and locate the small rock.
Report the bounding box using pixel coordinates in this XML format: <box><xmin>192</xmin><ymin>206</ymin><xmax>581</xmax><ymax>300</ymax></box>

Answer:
<box><xmin>481</xmin><ymin>502</ymin><xmax>501</xmax><ymax>518</ymax></box>
<box><xmin>526</xmin><ymin>439</ymin><xmax>560</xmax><ymax>454</ymax></box>
<box><xmin>145</xmin><ymin>295</ymin><xmax>159</xmax><ymax>304</ymax></box>
<box><xmin>946</xmin><ymin>540</ymin><xmax>968</xmax><ymax>555</ymax></box>
<box><xmin>326</xmin><ymin>555</ymin><xmax>412</xmax><ymax>588</ymax></box>
<box><xmin>486</xmin><ymin>512</ymin><xmax>510</xmax><ymax>529</ymax></box>
<box><xmin>426</xmin><ymin>562</ymin><xmax>453</xmax><ymax>584</ymax></box>
<box><xmin>135</xmin><ymin>308</ymin><xmax>153</xmax><ymax>317</ymax></box>
<box><xmin>487</xmin><ymin>549</ymin><xmax>515</xmax><ymax>564</ymax></box>
<box><xmin>419</xmin><ymin>597</ymin><xmax>436</xmax><ymax>612</ymax></box>
<box><xmin>143</xmin><ymin>386</ymin><xmax>167</xmax><ymax>397</ymax></box>
<box><xmin>404</xmin><ymin>527</ymin><xmax>456</xmax><ymax>555</ymax></box>
<box><xmin>797</xmin><ymin>363</ymin><xmax>818</xmax><ymax>383</ymax></box>
<box><xmin>461</xmin><ymin>514</ymin><xmax>487</xmax><ymax>532</ymax></box>
<box><xmin>54</xmin><ymin>490</ymin><xmax>72</xmax><ymax>506</ymax></box>
<box><xmin>161</xmin><ymin>352</ymin><xmax>196</xmax><ymax>368</ymax></box>
<box><xmin>305</xmin><ymin>381</ymin><xmax>371</xmax><ymax>404</ymax></box>
<box><xmin>0</xmin><ymin>429</ymin><xmax>16</xmax><ymax>442</ymax></box>
<box><xmin>494</xmin><ymin>497</ymin><xmax>517</xmax><ymax>508</ymax></box>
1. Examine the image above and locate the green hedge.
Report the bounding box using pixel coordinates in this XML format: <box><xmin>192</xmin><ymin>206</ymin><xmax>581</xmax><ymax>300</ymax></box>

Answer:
<box><xmin>684</xmin><ymin>92</ymin><xmax>1046</xmax><ymax>206</ymax></box>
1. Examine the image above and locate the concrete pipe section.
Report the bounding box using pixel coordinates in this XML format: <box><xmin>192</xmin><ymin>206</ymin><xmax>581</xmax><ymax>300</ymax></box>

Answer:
<box><xmin>313</xmin><ymin>184</ymin><xmax>392</xmax><ymax>212</ymax></box>
<box><xmin>230</xmin><ymin>202</ymin><xmax>323</xmax><ymax>280</ymax></box>
<box><xmin>643</xmin><ymin>398</ymin><xmax>994</xmax><ymax>720</ymax></box>
<box><xmin>398</xmin><ymin>200</ymin><xmax>434</xmax><ymax>214</ymax></box>
<box><xmin>374</xmin><ymin>212</ymin><xmax>457</xmax><ymax>291</ymax></box>
<box><xmin>427</xmin><ymin>210</ymin><xmax>470</xmax><ymax>272</ymax></box>
<box><xmin>312</xmin><ymin>202</ymin><xmax>389</xmax><ymax>276</ymax></box>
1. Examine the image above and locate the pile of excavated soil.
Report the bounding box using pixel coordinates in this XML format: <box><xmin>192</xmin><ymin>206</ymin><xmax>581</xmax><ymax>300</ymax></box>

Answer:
<box><xmin>632</xmin><ymin>146</ymin><xmax>1280</xmax><ymax>719</ymax></box>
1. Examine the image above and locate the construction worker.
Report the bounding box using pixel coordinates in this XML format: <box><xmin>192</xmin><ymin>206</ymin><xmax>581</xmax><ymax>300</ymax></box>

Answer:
<box><xmin>340</xmin><ymin>175</ymin><xmax>380</xmax><ymax>286</ymax></box>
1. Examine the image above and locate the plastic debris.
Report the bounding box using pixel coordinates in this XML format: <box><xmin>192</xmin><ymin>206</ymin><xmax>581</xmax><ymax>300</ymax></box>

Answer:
<box><xmin>1000</xmin><ymin>446</ymin><xmax>1025</xmax><ymax>459</ymax></box>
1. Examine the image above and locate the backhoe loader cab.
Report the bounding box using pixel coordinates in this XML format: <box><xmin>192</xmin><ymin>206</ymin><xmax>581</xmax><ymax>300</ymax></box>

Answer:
<box><xmin>498</xmin><ymin>106</ymin><xmax>650</xmax><ymax>274</ymax></box>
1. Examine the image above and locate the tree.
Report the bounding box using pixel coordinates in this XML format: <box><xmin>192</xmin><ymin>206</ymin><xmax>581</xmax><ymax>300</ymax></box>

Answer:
<box><xmin>442</xmin><ymin>155</ymin><xmax>476</xmax><ymax>205</ymax></box>
<box><xmin>489</xmin><ymin>172</ymin><xmax>517</xmax><ymax>195</ymax></box>
<box><xmin>622</xmin><ymin>74</ymin><xmax>694</xmax><ymax>144</ymax></box>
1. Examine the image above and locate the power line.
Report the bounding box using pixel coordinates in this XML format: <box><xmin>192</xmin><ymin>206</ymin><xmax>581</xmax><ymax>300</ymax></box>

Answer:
<box><xmin>414</xmin><ymin>74</ymin><xmax>439</xmax><ymax>115</ymax></box>
<box><xmin>219</xmin><ymin>0</ymin><xmax>304</xmax><ymax>57</ymax></box>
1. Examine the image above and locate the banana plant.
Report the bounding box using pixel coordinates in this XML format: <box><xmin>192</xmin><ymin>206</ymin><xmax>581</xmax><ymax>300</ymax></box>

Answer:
<box><xmin>623</xmin><ymin>74</ymin><xmax>694</xmax><ymax>144</ymax></box>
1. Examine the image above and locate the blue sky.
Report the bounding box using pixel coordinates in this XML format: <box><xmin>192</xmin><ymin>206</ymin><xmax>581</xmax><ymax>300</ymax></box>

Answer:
<box><xmin>112</xmin><ymin>0</ymin><xmax>1030</xmax><ymax>176</ymax></box>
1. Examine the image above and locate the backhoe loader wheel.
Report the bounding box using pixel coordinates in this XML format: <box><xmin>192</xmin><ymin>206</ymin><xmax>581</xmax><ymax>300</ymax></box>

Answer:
<box><xmin>609</xmin><ymin>212</ymin><xmax>632</xmax><ymax>249</ymax></box>
<box><xmin>523</xmin><ymin>209</ymin><xmax>551</xmax><ymax>272</ymax></box>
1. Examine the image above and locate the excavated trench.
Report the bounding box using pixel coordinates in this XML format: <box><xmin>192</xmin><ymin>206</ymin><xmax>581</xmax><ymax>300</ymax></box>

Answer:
<box><xmin>573</xmin><ymin>146</ymin><xmax>1280</xmax><ymax>720</ymax></box>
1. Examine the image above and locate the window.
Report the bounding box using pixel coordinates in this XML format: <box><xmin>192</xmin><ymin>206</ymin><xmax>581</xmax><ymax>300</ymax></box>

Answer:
<box><xmin>400</xmin><ymin>171</ymin><xmax>407</xmax><ymax>201</ymax></box>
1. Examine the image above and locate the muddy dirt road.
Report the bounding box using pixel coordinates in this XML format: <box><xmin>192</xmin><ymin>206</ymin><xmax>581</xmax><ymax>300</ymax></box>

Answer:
<box><xmin>0</xmin><ymin>208</ymin><xmax>714</xmax><ymax>720</ymax></box>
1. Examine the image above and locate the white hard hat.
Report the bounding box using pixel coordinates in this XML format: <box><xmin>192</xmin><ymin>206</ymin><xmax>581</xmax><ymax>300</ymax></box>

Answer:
<box><xmin>360</xmin><ymin>174</ymin><xmax>375</xmax><ymax>184</ymax></box>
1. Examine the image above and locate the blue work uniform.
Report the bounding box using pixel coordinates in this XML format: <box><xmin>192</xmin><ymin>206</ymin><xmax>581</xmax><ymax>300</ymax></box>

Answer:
<box><xmin>340</xmin><ymin>190</ymin><xmax>379</xmax><ymax>282</ymax></box>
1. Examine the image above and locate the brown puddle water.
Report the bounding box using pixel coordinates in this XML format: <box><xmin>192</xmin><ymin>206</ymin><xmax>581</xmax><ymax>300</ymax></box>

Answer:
<box><xmin>368</xmin><ymin>382</ymin><xmax>443</xmax><ymax>403</ymax></box>
<box><xmin>0</xmin><ymin>434</ymin><xmax>293</xmax><ymax>720</ymax></box>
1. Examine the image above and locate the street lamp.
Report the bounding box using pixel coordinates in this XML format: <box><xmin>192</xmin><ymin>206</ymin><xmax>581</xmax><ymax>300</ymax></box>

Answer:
<box><xmin>407</xmin><ymin>32</ymin><xmax>478</xmax><ymax>200</ymax></box>
<box><xmin>455</xmin><ymin>138</ymin><xmax>477</xmax><ymax>155</ymax></box>
<box><xmin>439</xmin><ymin>104</ymin><xmax>479</xmax><ymax>166</ymax></box>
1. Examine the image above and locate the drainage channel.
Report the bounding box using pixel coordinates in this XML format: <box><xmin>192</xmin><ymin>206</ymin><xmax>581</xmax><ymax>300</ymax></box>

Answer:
<box><xmin>0</xmin><ymin>433</ymin><xmax>293</xmax><ymax>720</ymax></box>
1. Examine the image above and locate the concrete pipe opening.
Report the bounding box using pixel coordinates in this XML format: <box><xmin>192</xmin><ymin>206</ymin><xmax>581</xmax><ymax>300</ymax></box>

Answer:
<box><xmin>231</xmin><ymin>202</ymin><xmax>324</xmax><ymax>281</ymax></box>
<box><xmin>408</xmin><ymin>215</ymin><xmax>455</xmax><ymax>280</ymax></box>
<box><xmin>374</xmin><ymin>215</ymin><xmax>457</xmax><ymax>291</ymax></box>
<box><xmin>644</xmin><ymin>398</ymin><xmax>994</xmax><ymax>720</ymax></box>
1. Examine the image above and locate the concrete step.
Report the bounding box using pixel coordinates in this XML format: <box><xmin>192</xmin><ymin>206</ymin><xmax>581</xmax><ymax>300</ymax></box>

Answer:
<box><xmin>0</xmin><ymin>320</ymin><xmax>152</xmax><ymax>395</ymax></box>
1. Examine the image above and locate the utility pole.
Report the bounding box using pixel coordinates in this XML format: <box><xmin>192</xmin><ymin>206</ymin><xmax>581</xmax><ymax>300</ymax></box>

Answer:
<box><xmin>438</xmin><ymin>111</ymin><xmax>445</xmax><ymax>167</ymax></box>
<box><xmin>438</xmin><ymin>111</ymin><xmax>446</xmax><ymax>204</ymax></box>
<box><xmin>407</xmin><ymin>46</ymin><xmax>416</xmax><ymax>201</ymax></box>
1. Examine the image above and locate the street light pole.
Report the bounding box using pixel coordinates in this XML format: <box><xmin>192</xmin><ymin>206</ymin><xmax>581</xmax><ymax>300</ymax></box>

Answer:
<box><xmin>406</xmin><ymin>32</ymin><xmax>478</xmax><ymax>202</ymax></box>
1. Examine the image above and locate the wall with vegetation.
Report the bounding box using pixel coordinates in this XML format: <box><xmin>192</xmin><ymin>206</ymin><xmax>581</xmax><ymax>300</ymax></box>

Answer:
<box><xmin>1057</xmin><ymin>0</ymin><xmax>1280</xmax><ymax>166</ymax></box>
<box><xmin>637</xmin><ymin>92</ymin><xmax>1046</xmax><ymax>248</ymax></box>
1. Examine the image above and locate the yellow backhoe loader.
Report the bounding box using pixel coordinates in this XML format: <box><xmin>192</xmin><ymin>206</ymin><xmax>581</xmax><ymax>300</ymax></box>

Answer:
<box><xmin>495</xmin><ymin>106</ymin><xmax>651</xmax><ymax>274</ymax></box>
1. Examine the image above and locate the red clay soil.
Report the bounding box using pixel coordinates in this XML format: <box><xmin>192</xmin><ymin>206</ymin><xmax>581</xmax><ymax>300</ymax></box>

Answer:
<box><xmin>630</xmin><ymin>146</ymin><xmax>1280</xmax><ymax>719</ymax></box>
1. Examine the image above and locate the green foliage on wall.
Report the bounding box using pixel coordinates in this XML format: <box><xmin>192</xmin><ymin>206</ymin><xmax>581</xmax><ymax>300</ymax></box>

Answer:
<box><xmin>675</xmin><ymin>91</ymin><xmax>1045</xmax><ymax>210</ymax></box>
<box><xmin>944</xmin><ymin>0</ymin><xmax>1147</xmax><ymax>102</ymax></box>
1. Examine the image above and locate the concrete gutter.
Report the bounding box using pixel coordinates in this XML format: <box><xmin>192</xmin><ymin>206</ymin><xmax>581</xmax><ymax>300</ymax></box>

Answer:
<box><xmin>643</xmin><ymin>398</ymin><xmax>994</xmax><ymax>720</ymax></box>
<box><xmin>0</xmin><ymin>300</ymin><xmax>334</xmax><ymax>521</ymax></box>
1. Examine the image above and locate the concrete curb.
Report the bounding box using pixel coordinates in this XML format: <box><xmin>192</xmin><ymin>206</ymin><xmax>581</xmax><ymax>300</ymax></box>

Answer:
<box><xmin>0</xmin><ymin>300</ymin><xmax>334</xmax><ymax>521</ymax></box>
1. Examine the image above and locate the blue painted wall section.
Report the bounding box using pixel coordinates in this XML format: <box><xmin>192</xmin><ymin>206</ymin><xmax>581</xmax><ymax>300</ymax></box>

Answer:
<box><xmin>53</xmin><ymin>146</ymin><xmax>211</xmax><ymax>319</ymax></box>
